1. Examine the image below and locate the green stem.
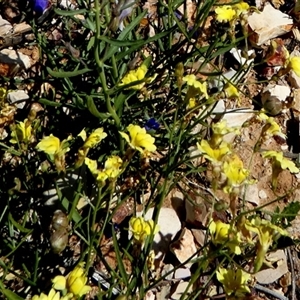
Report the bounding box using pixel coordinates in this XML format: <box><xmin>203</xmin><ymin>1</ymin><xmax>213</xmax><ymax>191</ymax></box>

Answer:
<box><xmin>94</xmin><ymin>0</ymin><xmax>121</xmax><ymax>146</ymax></box>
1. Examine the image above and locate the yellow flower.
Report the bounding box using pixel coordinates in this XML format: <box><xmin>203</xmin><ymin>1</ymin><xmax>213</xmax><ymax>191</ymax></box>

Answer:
<box><xmin>212</xmin><ymin>120</ymin><xmax>239</xmax><ymax>136</ymax></box>
<box><xmin>82</xmin><ymin>128</ymin><xmax>107</xmax><ymax>149</ymax></box>
<box><xmin>75</xmin><ymin>128</ymin><xmax>107</xmax><ymax>168</ymax></box>
<box><xmin>224</xmin><ymin>83</ymin><xmax>239</xmax><ymax>99</ymax></box>
<box><xmin>84</xmin><ymin>157</ymin><xmax>98</xmax><ymax>175</ymax></box>
<box><xmin>215</xmin><ymin>6</ymin><xmax>236</xmax><ymax>22</ymax></box>
<box><xmin>262</xmin><ymin>151</ymin><xmax>299</xmax><ymax>173</ymax></box>
<box><xmin>32</xmin><ymin>288</ymin><xmax>60</xmax><ymax>300</ymax></box>
<box><xmin>52</xmin><ymin>275</ymin><xmax>66</xmax><ymax>290</ymax></box>
<box><xmin>233</xmin><ymin>1</ymin><xmax>250</xmax><ymax>16</ymax></box>
<box><xmin>104</xmin><ymin>155</ymin><xmax>123</xmax><ymax>178</ymax></box>
<box><xmin>258</xmin><ymin>113</ymin><xmax>285</xmax><ymax>139</ymax></box>
<box><xmin>66</xmin><ymin>263</ymin><xmax>91</xmax><ymax>297</ymax></box>
<box><xmin>288</xmin><ymin>56</ymin><xmax>300</xmax><ymax>77</ymax></box>
<box><xmin>85</xmin><ymin>156</ymin><xmax>123</xmax><ymax>183</ymax></box>
<box><xmin>60</xmin><ymin>294</ymin><xmax>73</xmax><ymax>300</ymax></box>
<box><xmin>36</xmin><ymin>134</ymin><xmax>65</xmax><ymax>156</ymax></box>
<box><xmin>120</xmin><ymin>124</ymin><xmax>156</xmax><ymax>153</ymax></box>
<box><xmin>216</xmin><ymin>267</ymin><xmax>251</xmax><ymax>297</ymax></box>
<box><xmin>183</xmin><ymin>74</ymin><xmax>208</xmax><ymax>99</ymax></box>
<box><xmin>10</xmin><ymin>119</ymin><xmax>32</xmax><ymax>144</ymax></box>
<box><xmin>197</xmin><ymin>140</ymin><xmax>230</xmax><ymax>164</ymax></box>
<box><xmin>209</xmin><ymin>220</ymin><xmax>242</xmax><ymax>255</ymax></box>
<box><xmin>222</xmin><ymin>155</ymin><xmax>250</xmax><ymax>194</ymax></box>
<box><xmin>129</xmin><ymin>216</ymin><xmax>159</xmax><ymax>243</ymax></box>
<box><xmin>262</xmin><ymin>150</ymin><xmax>299</xmax><ymax>188</ymax></box>
<box><xmin>119</xmin><ymin>64</ymin><xmax>148</xmax><ymax>90</ymax></box>
<box><xmin>244</xmin><ymin>217</ymin><xmax>288</xmax><ymax>272</ymax></box>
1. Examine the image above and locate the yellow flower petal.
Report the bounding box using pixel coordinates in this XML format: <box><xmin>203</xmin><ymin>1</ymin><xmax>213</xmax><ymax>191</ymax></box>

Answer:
<box><xmin>120</xmin><ymin>124</ymin><xmax>156</xmax><ymax>153</ymax></box>
<box><xmin>52</xmin><ymin>275</ymin><xmax>66</xmax><ymax>290</ymax></box>
<box><xmin>215</xmin><ymin>6</ymin><xmax>236</xmax><ymax>22</ymax></box>
<box><xmin>36</xmin><ymin>134</ymin><xmax>61</xmax><ymax>155</ymax></box>
<box><xmin>83</xmin><ymin>128</ymin><xmax>107</xmax><ymax>149</ymax></box>
<box><xmin>289</xmin><ymin>56</ymin><xmax>300</xmax><ymax>77</ymax></box>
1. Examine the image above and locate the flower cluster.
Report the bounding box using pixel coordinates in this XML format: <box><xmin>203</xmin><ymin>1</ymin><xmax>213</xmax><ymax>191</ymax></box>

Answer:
<box><xmin>262</xmin><ymin>150</ymin><xmax>299</xmax><ymax>188</ymax></box>
<box><xmin>85</xmin><ymin>155</ymin><xmax>123</xmax><ymax>183</ymax></box>
<box><xmin>182</xmin><ymin>74</ymin><xmax>208</xmax><ymax>103</ymax></box>
<box><xmin>120</xmin><ymin>124</ymin><xmax>156</xmax><ymax>155</ymax></box>
<box><xmin>210</xmin><ymin>216</ymin><xmax>288</xmax><ymax>297</ymax></box>
<box><xmin>197</xmin><ymin>120</ymin><xmax>247</xmax><ymax>194</ymax></box>
<box><xmin>257</xmin><ymin>112</ymin><xmax>285</xmax><ymax>140</ymax></box>
<box><xmin>76</xmin><ymin>127</ymin><xmax>107</xmax><ymax>168</ymax></box>
<box><xmin>10</xmin><ymin>119</ymin><xmax>33</xmax><ymax>144</ymax></box>
<box><xmin>216</xmin><ymin>267</ymin><xmax>250</xmax><ymax>298</ymax></box>
<box><xmin>215</xmin><ymin>1</ymin><xmax>250</xmax><ymax>23</ymax></box>
<box><xmin>129</xmin><ymin>216</ymin><xmax>159</xmax><ymax>244</ymax></box>
<box><xmin>209</xmin><ymin>219</ymin><xmax>242</xmax><ymax>255</ymax></box>
<box><xmin>119</xmin><ymin>62</ymin><xmax>156</xmax><ymax>90</ymax></box>
<box><xmin>32</xmin><ymin>263</ymin><xmax>91</xmax><ymax>300</ymax></box>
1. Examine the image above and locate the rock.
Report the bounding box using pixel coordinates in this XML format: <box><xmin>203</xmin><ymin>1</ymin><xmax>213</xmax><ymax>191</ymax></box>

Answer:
<box><xmin>0</xmin><ymin>49</ymin><xmax>31</xmax><ymax>69</ymax></box>
<box><xmin>174</xmin><ymin>268</ymin><xmax>191</xmax><ymax>280</ymax></box>
<box><xmin>7</xmin><ymin>90</ymin><xmax>29</xmax><ymax>109</ymax></box>
<box><xmin>243</xmin><ymin>184</ymin><xmax>260</xmax><ymax>206</ymax></box>
<box><xmin>0</xmin><ymin>49</ymin><xmax>32</xmax><ymax>77</ymax></box>
<box><xmin>289</xmin><ymin>71</ymin><xmax>300</xmax><ymax>89</ymax></box>
<box><xmin>170</xmin><ymin>281</ymin><xmax>192</xmax><ymax>300</ymax></box>
<box><xmin>258</xmin><ymin>190</ymin><xmax>267</xmax><ymax>199</ymax></box>
<box><xmin>170</xmin><ymin>228</ymin><xmax>197</xmax><ymax>264</ymax></box>
<box><xmin>0</xmin><ymin>16</ymin><xmax>12</xmax><ymax>36</ymax></box>
<box><xmin>212</xmin><ymin>100</ymin><xmax>226</xmax><ymax>114</ymax></box>
<box><xmin>222</xmin><ymin>109</ymin><xmax>254</xmax><ymax>143</ymax></box>
<box><xmin>261</xmin><ymin>84</ymin><xmax>290</xmax><ymax>115</ymax></box>
<box><xmin>191</xmin><ymin>229</ymin><xmax>206</xmax><ymax>247</ymax></box>
<box><xmin>185</xmin><ymin>197</ymin><xmax>209</xmax><ymax>227</ymax></box>
<box><xmin>248</xmin><ymin>4</ymin><xmax>293</xmax><ymax>46</ymax></box>
<box><xmin>262</xmin><ymin>84</ymin><xmax>290</xmax><ymax>103</ymax></box>
<box><xmin>143</xmin><ymin>207</ymin><xmax>181</xmax><ymax>259</ymax></box>
<box><xmin>255</xmin><ymin>250</ymin><xmax>288</xmax><ymax>284</ymax></box>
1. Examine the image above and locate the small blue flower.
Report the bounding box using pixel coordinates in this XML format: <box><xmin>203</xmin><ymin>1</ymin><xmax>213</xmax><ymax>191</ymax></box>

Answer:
<box><xmin>31</xmin><ymin>0</ymin><xmax>49</xmax><ymax>14</ymax></box>
<box><xmin>145</xmin><ymin>118</ymin><xmax>160</xmax><ymax>131</ymax></box>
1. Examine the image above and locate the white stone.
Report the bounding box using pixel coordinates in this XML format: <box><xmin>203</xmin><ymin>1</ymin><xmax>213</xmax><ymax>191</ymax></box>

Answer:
<box><xmin>212</xmin><ymin>100</ymin><xmax>226</xmax><ymax>114</ymax></box>
<box><xmin>258</xmin><ymin>190</ymin><xmax>267</xmax><ymax>199</ymax></box>
<box><xmin>7</xmin><ymin>90</ymin><xmax>29</xmax><ymax>109</ymax></box>
<box><xmin>230</xmin><ymin>48</ymin><xmax>255</xmax><ymax>67</ymax></box>
<box><xmin>170</xmin><ymin>281</ymin><xmax>192</xmax><ymax>300</ymax></box>
<box><xmin>0</xmin><ymin>16</ymin><xmax>12</xmax><ymax>36</ymax></box>
<box><xmin>261</xmin><ymin>84</ymin><xmax>290</xmax><ymax>104</ymax></box>
<box><xmin>243</xmin><ymin>184</ymin><xmax>260</xmax><ymax>206</ymax></box>
<box><xmin>222</xmin><ymin>109</ymin><xmax>254</xmax><ymax>143</ymax></box>
<box><xmin>143</xmin><ymin>207</ymin><xmax>181</xmax><ymax>259</ymax></box>
<box><xmin>248</xmin><ymin>4</ymin><xmax>293</xmax><ymax>46</ymax></box>
<box><xmin>255</xmin><ymin>250</ymin><xmax>288</xmax><ymax>284</ymax></box>
<box><xmin>174</xmin><ymin>268</ymin><xmax>191</xmax><ymax>280</ymax></box>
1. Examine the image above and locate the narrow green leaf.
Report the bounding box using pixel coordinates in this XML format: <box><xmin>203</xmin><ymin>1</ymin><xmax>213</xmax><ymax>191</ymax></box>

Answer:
<box><xmin>103</xmin><ymin>11</ymin><xmax>147</xmax><ymax>62</ymax></box>
<box><xmin>0</xmin><ymin>288</ymin><xmax>25</xmax><ymax>300</ymax></box>
<box><xmin>54</xmin><ymin>8</ymin><xmax>87</xmax><ymax>16</ymax></box>
<box><xmin>38</xmin><ymin>98</ymin><xmax>62</xmax><ymax>107</ymax></box>
<box><xmin>47</xmin><ymin>67</ymin><xmax>91</xmax><ymax>78</ymax></box>
<box><xmin>8</xmin><ymin>213</ymin><xmax>31</xmax><ymax>233</ymax></box>
<box><xmin>87</xmin><ymin>36</ymin><xmax>95</xmax><ymax>51</ymax></box>
<box><xmin>112</xmin><ymin>228</ymin><xmax>129</xmax><ymax>285</ymax></box>
<box><xmin>86</xmin><ymin>96</ymin><xmax>109</xmax><ymax>120</ymax></box>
